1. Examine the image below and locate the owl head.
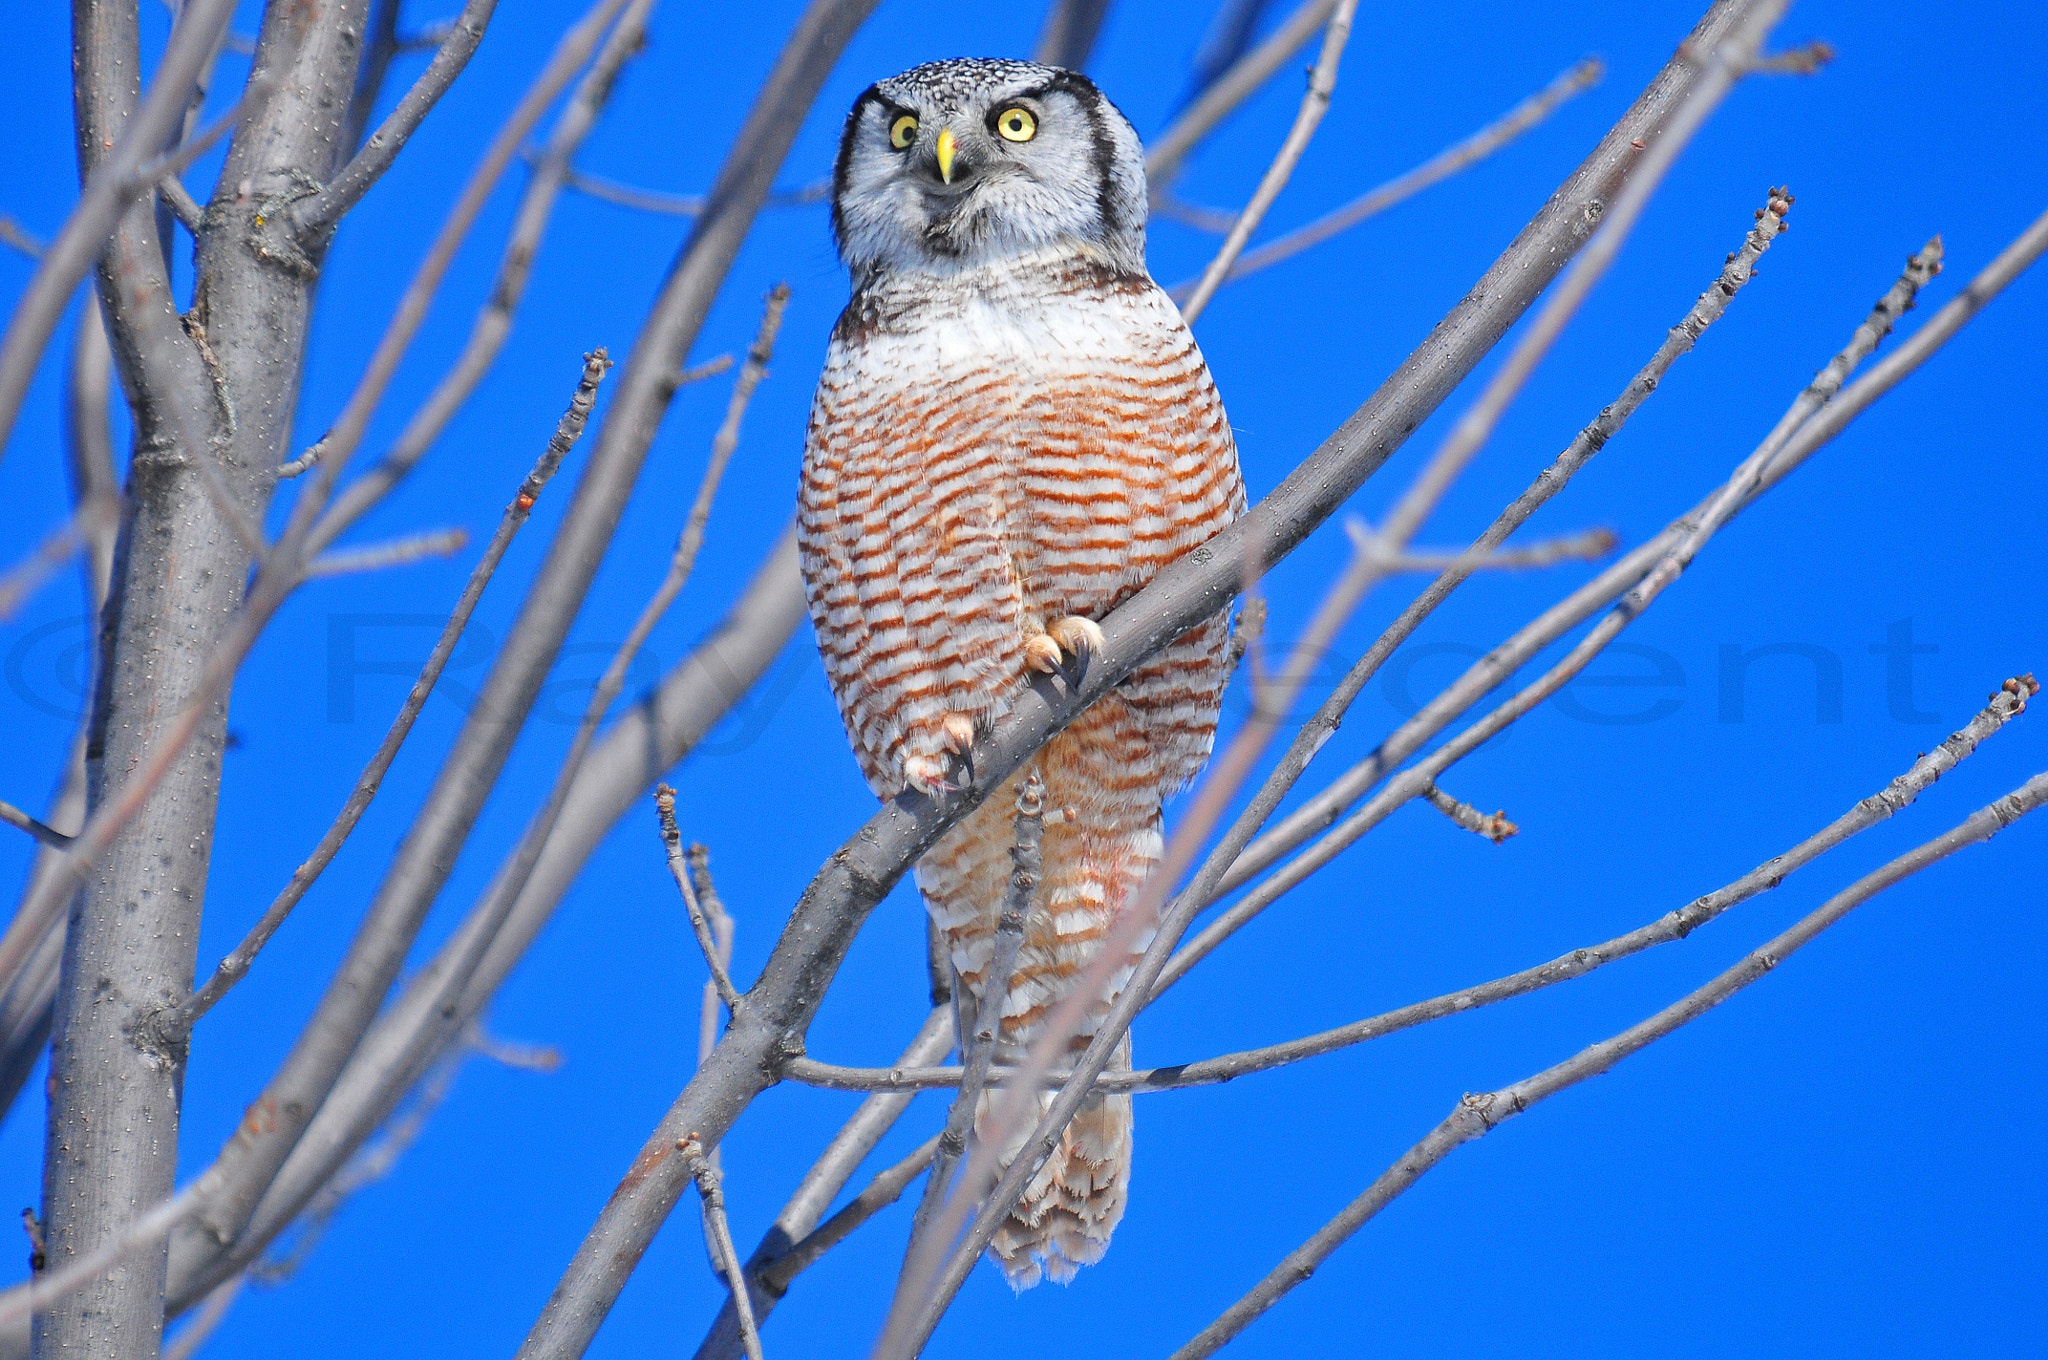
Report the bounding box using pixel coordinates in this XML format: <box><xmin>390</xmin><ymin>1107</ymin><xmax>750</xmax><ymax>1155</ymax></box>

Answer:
<box><xmin>830</xmin><ymin>58</ymin><xmax>1149</xmax><ymax>281</ymax></box>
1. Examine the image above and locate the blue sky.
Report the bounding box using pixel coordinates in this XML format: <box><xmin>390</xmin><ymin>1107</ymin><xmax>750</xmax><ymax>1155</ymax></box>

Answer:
<box><xmin>1</xmin><ymin>1</ymin><xmax>2044</xmax><ymax>1356</ymax></box>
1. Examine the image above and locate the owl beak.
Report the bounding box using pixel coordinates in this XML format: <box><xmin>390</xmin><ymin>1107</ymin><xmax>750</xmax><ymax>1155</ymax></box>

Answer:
<box><xmin>935</xmin><ymin>126</ymin><xmax>958</xmax><ymax>185</ymax></box>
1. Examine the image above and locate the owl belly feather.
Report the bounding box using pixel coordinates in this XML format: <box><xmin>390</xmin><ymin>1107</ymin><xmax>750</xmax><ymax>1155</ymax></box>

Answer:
<box><xmin>798</xmin><ymin>251</ymin><xmax>1243</xmax><ymax>1286</ymax></box>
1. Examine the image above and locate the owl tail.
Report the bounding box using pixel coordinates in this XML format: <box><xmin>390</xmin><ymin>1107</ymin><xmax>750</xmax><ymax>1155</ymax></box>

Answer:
<box><xmin>916</xmin><ymin>713</ymin><xmax>1164</xmax><ymax>1289</ymax></box>
<box><xmin>981</xmin><ymin>1033</ymin><xmax>1134</xmax><ymax>1288</ymax></box>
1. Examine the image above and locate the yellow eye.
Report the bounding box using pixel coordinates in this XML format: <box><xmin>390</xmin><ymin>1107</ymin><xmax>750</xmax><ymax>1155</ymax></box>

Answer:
<box><xmin>995</xmin><ymin>107</ymin><xmax>1036</xmax><ymax>142</ymax></box>
<box><xmin>890</xmin><ymin>114</ymin><xmax>918</xmax><ymax>150</ymax></box>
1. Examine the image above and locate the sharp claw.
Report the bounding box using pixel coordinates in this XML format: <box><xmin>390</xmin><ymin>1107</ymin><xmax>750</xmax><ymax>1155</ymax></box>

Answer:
<box><xmin>941</xmin><ymin>713</ymin><xmax>975</xmax><ymax>755</ymax></box>
<box><xmin>1025</xmin><ymin>634</ymin><xmax>1064</xmax><ymax>674</ymax></box>
<box><xmin>1049</xmin><ymin>616</ymin><xmax>1106</xmax><ymax>662</ymax></box>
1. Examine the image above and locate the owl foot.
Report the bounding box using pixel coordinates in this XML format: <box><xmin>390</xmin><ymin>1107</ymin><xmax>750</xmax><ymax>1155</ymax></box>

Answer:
<box><xmin>1025</xmin><ymin>616</ymin><xmax>1106</xmax><ymax>674</ymax></box>
<box><xmin>902</xmin><ymin>753</ymin><xmax>959</xmax><ymax>795</ymax></box>
<box><xmin>940</xmin><ymin>712</ymin><xmax>976</xmax><ymax>756</ymax></box>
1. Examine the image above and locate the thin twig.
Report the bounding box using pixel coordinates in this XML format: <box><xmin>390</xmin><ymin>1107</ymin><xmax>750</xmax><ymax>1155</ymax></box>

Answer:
<box><xmin>310</xmin><ymin>0</ymin><xmax>662</xmax><ymax>535</ymax></box>
<box><xmin>161</xmin><ymin>1277</ymin><xmax>243</xmax><ymax>1360</ymax></box>
<box><xmin>678</xmin><ymin>354</ymin><xmax>737</xmax><ymax>386</ymax></box>
<box><xmin>1154</xmin><ymin>186</ymin><xmax>1799</xmax><ymax>997</ymax></box>
<box><xmin>1419</xmin><ymin>783</ymin><xmax>1517</xmax><ymax>843</ymax></box>
<box><xmin>679</xmin><ymin>1137</ymin><xmax>764</xmax><ymax>1360</ymax></box>
<box><xmin>303</xmin><ymin>527</ymin><xmax>469</xmax><ymax>578</ymax></box>
<box><xmin>554</xmin><ymin>166</ymin><xmax>830</xmax><ymax>218</ymax></box>
<box><xmin>295</xmin><ymin>0</ymin><xmax>502</xmax><ymax>232</ymax></box>
<box><xmin>164</xmin><ymin>352</ymin><xmax>609</xmax><ymax>1040</ymax></box>
<box><xmin>0</xmin><ymin>518</ymin><xmax>84</xmax><ymax>621</ymax></box>
<box><xmin>1145</xmin><ymin>0</ymin><xmax>1337</xmax><ymax>185</ymax></box>
<box><xmin>0</xmin><ymin>804</ymin><xmax>73</xmax><ymax>853</ymax></box>
<box><xmin>1178</xmin><ymin>0</ymin><xmax>1359</xmax><ymax>324</ymax></box>
<box><xmin>692</xmin><ymin>849</ymin><xmax>735</xmax><ymax>1069</ymax></box>
<box><xmin>759</xmin><ymin>1137</ymin><xmax>941</xmax><ymax>1295</ymax></box>
<box><xmin>1379</xmin><ymin>526</ymin><xmax>1619</xmax><ymax>574</ymax></box>
<box><xmin>157</xmin><ymin>176</ymin><xmax>205</xmax><ymax>233</ymax></box>
<box><xmin>903</xmin><ymin>775</ymin><xmax>1044</xmax><ymax>1252</ymax></box>
<box><xmin>1748</xmin><ymin>39</ymin><xmax>1835</xmax><ymax>74</ymax></box>
<box><xmin>1169</xmin><ymin>768</ymin><xmax>2048</xmax><ymax>1359</ymax></box>
<box><xmin>0</xmin><ymin>1170</ymin><xmax>226</xmax><ymax>1329</ymax></box>
<box><xmin>1171</xmin><ymin>57</ymin><xmax>1602</xmax><ymax>297</ymax></box>
<box><xmin>659</xmin><ymin>789</ymin><xmax>744</xmax><ymax>1015</ymax></box>
<box><xmin>0</xmin><ymin>218</ymin><xmax>41</xmax><ymax>260</ymax></box>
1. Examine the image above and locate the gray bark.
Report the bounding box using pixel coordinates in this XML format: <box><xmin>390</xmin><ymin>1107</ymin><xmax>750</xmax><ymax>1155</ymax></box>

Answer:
<box><xmin>37</xmin><ymin>1</ymin><xmax>372</xmax><ymax>1355</ymax></box>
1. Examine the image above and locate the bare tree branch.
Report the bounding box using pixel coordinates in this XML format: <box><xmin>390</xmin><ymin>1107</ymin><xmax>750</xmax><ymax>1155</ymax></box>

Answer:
<box><xmin>1169</xmin><ymin>57</ymin><xmax>1604</xmax><ymax>295</ymax></box>
<box><xmin>0</xmin><ymin>1169</ymin><xmax>226</xmax><ymax>1332</ymax></box>
<box><xmin>160</xmin><ymin>1276</ymin><xmax>242</xmax><ymax>1360</ymax></box>
<box><xmin>1145</xmin><ymin>0</ymin><xmax>1336</xmax><ymax>185</ymax></box>
<box><xmin>1033</xmin><ymin>0</ymin><xmax>1114</xmax><ymax>70</ymax></box>
<box><xmin>313</xmin><ymin>0</ymin><xmax>666</xmax><ymax>535</ymax></box>
<box><xmin>1178</xmin><ymin>0</ymin><xmax>1358</xmax><ymax>324</ymax></box>
<box><xmin>1169</xmin><ymin>767</ymin><xmax>2048</xmax><ymax>1358</ymax></box>
<box><xmin>789</xmin><ymin>672</ymin><xmax>2042</xmax><ymax>1099</ymax></box>
<box><xmin>0</xmin><ymin>0</ymin><xmax>236</xmax><ymax>458</ymax></box>
<box><xmin>166</xmin><ymin>353</ymin><xmax>607</xmax><ymax>1041</ymax></box>
<box><xmin>679</xmin><ymin>1137</ymin><xmax>764</xmax><ymax>1360</ymax></box>
<box><xmin>1418</xmin><ymin>783</ymin><xmax>1518</xmax><ymax>843</ymax></box>
<box><xmin>902</xmin><ymin>774</ymin><xmax>1044</xmax><ymax>1252</ymax></box>
<box><xmin>553</xmin><ymin>168</ymin><xmax>830</xmax><ymax>219</ymax></box>
<box><xmin>0</xmin><ymin>218</ymin><xmax>42</xmax><ymax>260</ymax></box>
<box><xmin>662</xmin><ymin>787</ymin><xmax>746</xmax><ymax>1015</ymax></box>
<box><xmin>758</xmin><ymin>1136</ymin><xmax>940</xmax><ymax>1294</ymax></box>
<box><xmin>304</xmin><ymin>526</ymin><xmax>469</xmax><ymax>577</ymax></box>
<box><xmin>295</xmin><ymin>0</ymin><xmax>503</xmax><ymax>233</ymax></box>
<box><xmin>0</xmin><ymin>805</ymin><xmax>72</xmax><ymax>852</ymax></box>
<box><xmin>1206</xmin><ymin>224</ymin><xmax>1973</xmax><ymax>944</ymax></box>
<box><xmin>277</xmin><ymin>0</ymin><xmax>632</xmax><ymax>534</ymax></box>
<box><xmin>692</xmin><ymin>1008</ymin><xmax>954</xmax><ymax>1360</ymax></box>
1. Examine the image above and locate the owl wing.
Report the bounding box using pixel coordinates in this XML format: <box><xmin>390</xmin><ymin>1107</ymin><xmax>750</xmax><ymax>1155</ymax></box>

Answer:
<box><xmin>799</xmin><ymin>320</ymin><xmax>1030</xmax><ymax>798</ymax></box>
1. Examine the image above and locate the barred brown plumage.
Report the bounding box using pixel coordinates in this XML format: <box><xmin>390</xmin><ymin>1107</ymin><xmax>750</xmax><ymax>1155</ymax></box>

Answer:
<box><xmin>799</xmin><ymin>58</ymin><xmax>1243</xmax><ymax>1287</ymax></box>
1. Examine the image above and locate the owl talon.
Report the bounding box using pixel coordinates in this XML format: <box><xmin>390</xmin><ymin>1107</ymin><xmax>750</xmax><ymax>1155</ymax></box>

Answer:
<box><xmin>1049</xmin><ymin>616</ymin><xmax>1105</xmax><ymax>664</ymax></box>
<box><xmin>941</xmin><ymin>713</ymin><xmax>975</xmax><ymax>755</ymax></box>
<box><xmin>1024</xmin><ymin>634</ymin><xmax>1064</xmax><ymax>674</ymax></box>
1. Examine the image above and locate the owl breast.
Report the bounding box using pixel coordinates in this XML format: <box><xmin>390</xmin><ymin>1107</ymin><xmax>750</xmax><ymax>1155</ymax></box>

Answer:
<box><xmin>798</xmin><ymin>248</ymin><xmax>1244</xmax><ymax>799</ymax></box>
